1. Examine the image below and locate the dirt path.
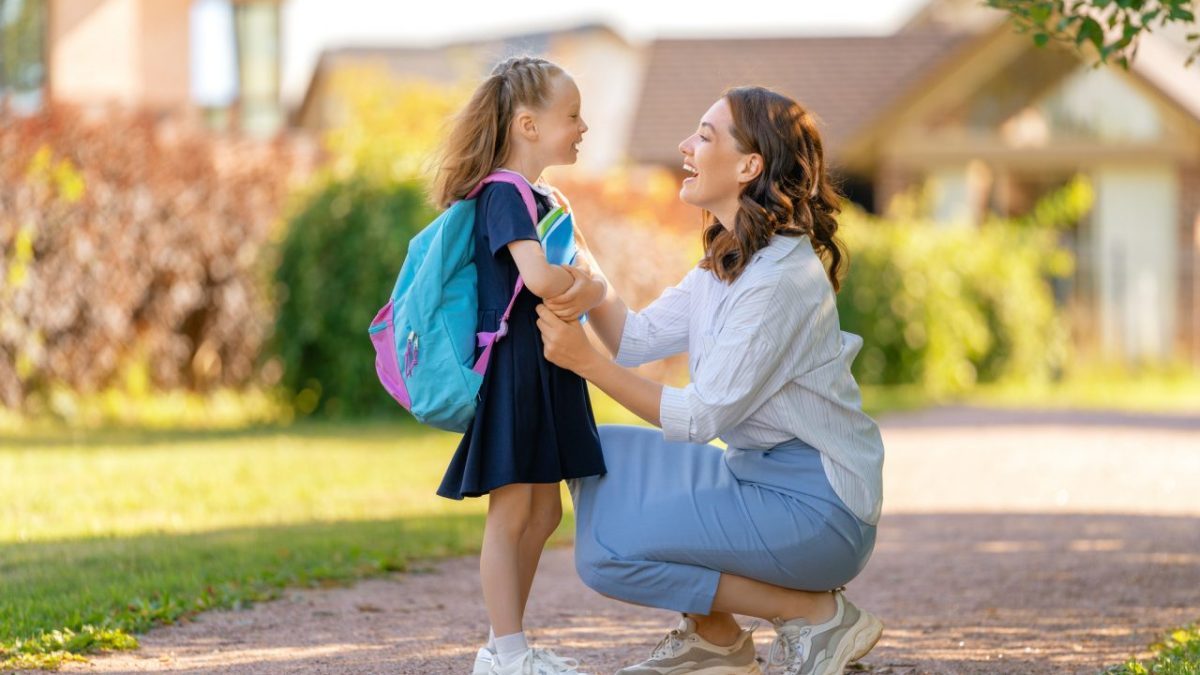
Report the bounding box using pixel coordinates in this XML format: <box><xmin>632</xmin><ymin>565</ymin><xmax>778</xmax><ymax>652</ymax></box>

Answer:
<box><xmin>53</xmin><ymin>408</ymin><xmax>1200</xmax><ymax>674</ymax></box>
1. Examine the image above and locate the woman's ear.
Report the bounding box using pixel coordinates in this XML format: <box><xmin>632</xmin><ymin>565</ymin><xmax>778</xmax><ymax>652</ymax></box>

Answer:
<box><xmin>513</xmin><ymin>109</ymin><xmax>539</xmax><ymax>141</ymax></box>
<box><xmin>738</xmin><ymin>153</ymin><xmax>764</xmax><ymax>184</ymax></box>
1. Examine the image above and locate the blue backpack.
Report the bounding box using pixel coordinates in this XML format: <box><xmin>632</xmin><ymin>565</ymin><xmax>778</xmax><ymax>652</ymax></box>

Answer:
<box><xmin>368</xmin><ymin>172</ymin><xmax>539</xmax><ymax>432</ymax></box>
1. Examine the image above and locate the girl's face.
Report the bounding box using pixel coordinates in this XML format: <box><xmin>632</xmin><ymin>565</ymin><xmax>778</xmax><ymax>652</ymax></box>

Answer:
<box><xmin>677</xmin><ymin>98</ymin><xmax>760</xmax><ymax>219</ymax></box>
<box><xmin>535</xmin><ymin>75</ymin><xmax>588</xmax><ymax>167</ymax></box>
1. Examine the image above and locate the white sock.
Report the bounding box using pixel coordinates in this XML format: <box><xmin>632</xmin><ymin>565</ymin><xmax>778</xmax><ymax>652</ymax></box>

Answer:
<box><xmin>487</xmin><ymin>627</ymin><xmax>496</xmax><ymax>652</ymax></box>
<box><xmin>494</xmin><ymin>631</ymin><xmax>529</xmax><ymax>668</ymax></box>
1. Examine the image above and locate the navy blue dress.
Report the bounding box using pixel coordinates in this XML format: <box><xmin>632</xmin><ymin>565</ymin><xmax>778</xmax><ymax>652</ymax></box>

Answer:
<box><xmin>437</xmin><ymin>182</ymin><xmax>607</xmax><ymax>499</ymax></box>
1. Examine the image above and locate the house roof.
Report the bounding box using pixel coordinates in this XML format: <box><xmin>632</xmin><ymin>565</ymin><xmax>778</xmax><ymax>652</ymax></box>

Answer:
<box><xmin>294</xmin><ymin>23</ymin><xmax>626</xmax><ymax>125</ymax></box>
<box><xmin>627</xmin><ymin>32</ymin><xmax>973</xmax><ymax>168</ymax></box>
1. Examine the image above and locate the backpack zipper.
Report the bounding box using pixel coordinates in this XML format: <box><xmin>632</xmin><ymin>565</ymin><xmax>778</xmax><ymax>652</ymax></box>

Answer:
<box><xmin>404</xmin><ymin>330</ymin><xmax>417</xmax><ymax>378</ymax></box>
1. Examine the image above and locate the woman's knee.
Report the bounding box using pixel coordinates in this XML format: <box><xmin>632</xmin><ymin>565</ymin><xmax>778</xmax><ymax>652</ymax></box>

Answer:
<box><xmin>595</xmin><ymin>425</ymin><xmax>663</xmax><ymax>473</ymax></box>
<box><xmin>573</xmin><ymin>532</ymin><xmax>641</xmax><ymax>600</ymax></box>
<box><xmin>575</xmin><ymin>548</ymin><xmax>622</xmax><ymax>598</ymax></box>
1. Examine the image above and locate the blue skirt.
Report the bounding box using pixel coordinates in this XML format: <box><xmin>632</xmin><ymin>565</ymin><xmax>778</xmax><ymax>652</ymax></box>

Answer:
<box><xmin>570</xmin><ymin>425</ymin><xmax>876</xmax><ymax>614</ymax></box>
<box><xmin>437</xmin><ymin>290</ymin><xmax>607</xmax><ymax>499</ymax></box>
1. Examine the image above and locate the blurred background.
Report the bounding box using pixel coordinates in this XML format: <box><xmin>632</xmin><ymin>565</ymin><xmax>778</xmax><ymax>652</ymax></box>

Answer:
<box><xmin>2</xmin><ymin>0</ymin><xmax>1199</xmax><ymax>430</ymax></box>
<box><xmin>1</xmin><ymin>0</ymin><xmax>1199</xmax><ymax>670</ymax></box>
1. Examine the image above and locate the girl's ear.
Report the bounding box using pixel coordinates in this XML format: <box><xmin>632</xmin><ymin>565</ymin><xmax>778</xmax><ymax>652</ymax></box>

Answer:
<box><xmin>737</xmin><ymin>153</ymin><xmax>764</xmax><ymax>185</ymax></box>
<box><xmin>513</xmin><ymin>109</ymin><xmax>539</xmax><ymax>141</ymax></box>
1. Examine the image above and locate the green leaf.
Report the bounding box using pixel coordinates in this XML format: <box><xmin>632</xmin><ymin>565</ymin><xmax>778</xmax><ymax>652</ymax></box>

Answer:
<box><xmin>1031</xmin><ymin>4</ymin><xmax>1053</xmax><ymax>22</ymax></box>
<box><xmin>1034</xmin><ymin>32</ymin><xmax>1052</xmax><ymax>46</ymax></box>
<box><xmin>1077</xmin><ymin>17</ymin><xmax>1106</xmax><ymax>50</ymax></box>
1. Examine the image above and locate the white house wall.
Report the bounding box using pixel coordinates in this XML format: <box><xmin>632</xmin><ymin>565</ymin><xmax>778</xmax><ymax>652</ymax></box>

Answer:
<box><xmin>1093</xmin><ymin>165</ymin><xmax>1179</xmax><ymax>361</ymax></box>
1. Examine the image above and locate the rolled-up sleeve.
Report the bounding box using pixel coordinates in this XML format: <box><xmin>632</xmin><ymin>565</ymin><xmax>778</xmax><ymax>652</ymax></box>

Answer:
<box><xmin>659</xmin><ymin>282</ymin><xmax>799</xmax><ymax>443</ymax></box>
<box><xmin>614</xmin><ymin>268</ymin><xmax>697</xmax><ymax>367</ymax></box>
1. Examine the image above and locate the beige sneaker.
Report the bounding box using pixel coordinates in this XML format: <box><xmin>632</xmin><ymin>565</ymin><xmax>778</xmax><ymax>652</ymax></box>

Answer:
<box><xmin>766</xmin><ymin>592</ymin><xmax>882</xmax><ymax>675</ymax></box>
<box><xmin>616</xmin><ymin>617</ymin><xmax>763</xmax><ymax>675</ymax></box>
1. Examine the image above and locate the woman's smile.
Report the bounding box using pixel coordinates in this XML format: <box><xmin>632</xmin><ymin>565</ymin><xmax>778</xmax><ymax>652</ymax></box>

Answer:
<box><xmin>682</xmin><ymin>161</ymin><xmax>699</xmax><ymax>184</ymax></box>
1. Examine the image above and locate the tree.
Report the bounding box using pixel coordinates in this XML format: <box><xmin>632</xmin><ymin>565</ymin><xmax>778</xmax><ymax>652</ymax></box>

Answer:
<box><xmin>986</xmin><ymin>0</ymin><xmax>1199</xmax><ymax>67</ymax></box>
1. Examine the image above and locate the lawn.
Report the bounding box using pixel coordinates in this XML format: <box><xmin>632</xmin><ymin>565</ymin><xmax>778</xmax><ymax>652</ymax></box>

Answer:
<box><xmin>4</xmin><ymin>375</ymin><xmax>1199</xmax><ymax>670</ymax></box>
<box><xmin>0</xmin><ymin>420</ymin><xmax>561</xmax><ymax>669</ymax></box>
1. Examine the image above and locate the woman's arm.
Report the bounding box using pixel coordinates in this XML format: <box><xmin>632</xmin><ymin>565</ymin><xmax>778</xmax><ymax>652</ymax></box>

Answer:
<box><xmin>535</xmin><ymin>304</ymin><xmax>663</xmax><ymax>427</ymax></box>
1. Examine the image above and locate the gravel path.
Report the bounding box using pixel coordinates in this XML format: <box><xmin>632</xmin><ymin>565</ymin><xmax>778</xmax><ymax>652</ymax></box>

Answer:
<box><xmin>51</xmin><ymin>408</ymin><xmax>1200</xmax><ymax>674</ymax></box>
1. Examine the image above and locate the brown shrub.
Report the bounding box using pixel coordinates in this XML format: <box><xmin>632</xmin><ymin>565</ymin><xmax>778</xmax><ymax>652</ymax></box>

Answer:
<box><xmin>0</xmin><ymin>105</ymin><xmax>312</xmax><ymax>410</ymax></box>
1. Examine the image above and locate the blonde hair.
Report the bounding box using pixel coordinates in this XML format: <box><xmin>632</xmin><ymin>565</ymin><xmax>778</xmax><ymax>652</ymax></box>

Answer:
<box><xmin>432</xmin><ymin>56</ymin><xmax>565</xmax><ymax>208</ymax></box>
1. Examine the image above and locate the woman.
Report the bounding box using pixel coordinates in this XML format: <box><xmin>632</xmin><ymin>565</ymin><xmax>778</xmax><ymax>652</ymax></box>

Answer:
<box><xmin>535</xmin><ymin>86</ymin><xmax>885</xmax><ymax>675</ymax></box>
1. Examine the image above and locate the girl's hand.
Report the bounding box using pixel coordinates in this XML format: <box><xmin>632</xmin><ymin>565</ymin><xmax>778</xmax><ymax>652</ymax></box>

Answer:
<box><xmin>536</xmin><ymin>304</ymin><xmax>601</xmax><ymax>376</ymax></box>
<box><xmin>544</xmin><ymin>265</ymin><xmax>604</xmax><ymax>321</ymax></box>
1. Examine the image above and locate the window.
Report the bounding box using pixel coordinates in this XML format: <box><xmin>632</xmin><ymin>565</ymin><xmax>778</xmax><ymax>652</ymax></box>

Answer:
<box><xmin>234</xmin><ymin>1</ymin><xmax>281</xmax><ymax>135</ymax></box>
<box><xmin>0</xmin><ymin>0</ymin><xmax>47</xmax><ymax>115</ymax></box>
<box><xmin>190</xmin><ymin>0</ymin><xmax>281</xmax><ymax>135</ymax></box>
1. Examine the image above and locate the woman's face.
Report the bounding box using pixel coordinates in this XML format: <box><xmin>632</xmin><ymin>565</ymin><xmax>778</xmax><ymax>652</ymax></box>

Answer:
<box><xmin>677</xmin><ymin>97</ymin><xmax>760</xmax><ymax>218</ymax></box>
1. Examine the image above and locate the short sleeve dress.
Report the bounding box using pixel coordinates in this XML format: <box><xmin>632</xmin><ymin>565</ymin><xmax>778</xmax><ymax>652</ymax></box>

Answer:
<box><xmin>437</xmin><ymin>180</ymin><xmax>607</xmax><ymax>499</ymax></box>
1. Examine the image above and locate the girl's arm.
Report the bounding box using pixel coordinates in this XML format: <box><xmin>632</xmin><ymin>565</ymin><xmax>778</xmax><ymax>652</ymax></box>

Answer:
<box><xmin>507</xmin><ymin>240</ymin><xmax>574</xmax><ymax>298</ymax></box>
<box><xmin>544</xmin><ymin>227</ymin><xmax>629</xmax><ymax>355</ymax></box>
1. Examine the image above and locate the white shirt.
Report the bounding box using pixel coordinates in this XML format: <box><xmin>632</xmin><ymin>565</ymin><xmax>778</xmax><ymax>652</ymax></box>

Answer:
<box><xmin>615</xmin><ymin>234</ymin><xmax>885</xmax><ymax>525</ymax></box>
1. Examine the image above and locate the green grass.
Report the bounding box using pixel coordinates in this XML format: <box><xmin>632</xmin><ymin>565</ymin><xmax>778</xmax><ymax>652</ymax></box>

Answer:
<box><xmin>0</xmin><ymin>420</ymin><xmax>574</xmax><ymax>670</ymax></box>
<box><xmin>1105</xmin><ymin>624</ymin><xmax>1200</xmax><ymax>674</ymax></box>
<box><xmin>860</xmin><ymin>366</ymin><xmax>1200</xmax><ymax>418</ymax></box>
<box><xmin>4</xmin><ymin>369</ymin><xmax>1198</xmax><ymax>671</ymax></box>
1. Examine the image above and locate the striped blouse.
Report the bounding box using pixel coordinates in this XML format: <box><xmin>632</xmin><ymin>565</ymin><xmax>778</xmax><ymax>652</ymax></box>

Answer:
<box><xmin>615</xmin><ymin>234</ymin><xmax>885</xmax><ymax>525</ymax></box>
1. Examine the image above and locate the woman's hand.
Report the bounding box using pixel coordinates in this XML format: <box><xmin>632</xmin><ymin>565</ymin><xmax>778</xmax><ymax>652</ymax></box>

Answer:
<box><xmin>544</xmin><ymin>264</ymin><xmax>605</xmax><ymax>321</ymax></box>
<box><xmin>536</xmin><ymin>304</ymin><xmax>602</xmax><ymax>377</ymax></box>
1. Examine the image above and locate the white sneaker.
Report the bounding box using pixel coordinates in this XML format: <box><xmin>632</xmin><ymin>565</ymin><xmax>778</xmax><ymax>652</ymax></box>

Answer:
<box><xmin>473</xmin><ymin>646</ymin><xmax>496</xmax><ymax>675</ymax></box>
<box><xmin>488</xmin><ymin>647</ymin><xmax>588</xmax><ymax>675</ymax></box>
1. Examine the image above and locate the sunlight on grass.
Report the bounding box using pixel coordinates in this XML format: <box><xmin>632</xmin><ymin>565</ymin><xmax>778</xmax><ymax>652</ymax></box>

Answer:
<box><xmin>0</xmin><ymin>423</ymin><xmax>481</xmax><ymax>544</ymax></box>
<box><xmin>0</xmin><ymin>421</ymin><xmax>570</xmax><ymax>667</ymax></box>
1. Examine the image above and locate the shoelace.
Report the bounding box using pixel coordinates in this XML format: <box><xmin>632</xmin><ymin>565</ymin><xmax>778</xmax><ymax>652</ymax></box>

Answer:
<box><xmin>766</xmin><ymin>625</ymin><xmax>811</xmax><ymax>675</ymax></box>
<box><xmin>649</xmin><ymin>628</ymin><xmax>686</xmax><ymax>659</ymax></box>
<box><xmin>531</xmin><ymin>648</ymin><xmax>581</xmax><ymax>674</ymax></box>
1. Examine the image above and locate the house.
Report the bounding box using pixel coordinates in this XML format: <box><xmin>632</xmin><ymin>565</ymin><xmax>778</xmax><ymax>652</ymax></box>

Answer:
<box><xmin>628</xmin><ymin>9</ymin><xmax>1200</xmax><ymax>366</ymax></box>
<box><xmin>1</xmin><ymin>0</ymin><xmax>285</xmax><ymax>135</ymax></box>
<box><xmin>294</xmin><ymin>23</ymin><xmax>645</xmax><ymax>176</ymax></box>
<box><xmin>8</xmin><ymin>0</ymin><xmax>1197</xmax><ymax>365</ymax></box>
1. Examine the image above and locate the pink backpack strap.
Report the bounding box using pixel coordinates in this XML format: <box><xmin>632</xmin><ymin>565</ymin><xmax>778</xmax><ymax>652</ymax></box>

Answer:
<box><xmin>465</xmin><ymin>172</ymin><xmax>538</xmax><ymax>223</ymax></box>
<box><xmin>466</xmin><ymin>171</ymin><xmax>540</xmax><ymax>376</ymax></box>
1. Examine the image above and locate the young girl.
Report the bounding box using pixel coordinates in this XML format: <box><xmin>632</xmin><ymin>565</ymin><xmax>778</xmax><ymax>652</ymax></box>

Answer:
<box><xmin>432</xmin><ymin>56</ymin><xmax>607</xmax><ymax>675</ymax></box>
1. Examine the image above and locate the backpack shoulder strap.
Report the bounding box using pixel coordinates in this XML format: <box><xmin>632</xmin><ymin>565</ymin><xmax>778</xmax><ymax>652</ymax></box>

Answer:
<box><xmin>467</xmin><ymin>171</ymin><xmax>542</xmax><ymax>376</ymax></box>
<box><xmin>464</xmin><ymin>172</ymin><xmax>539</xmax><ymax>223</ymax></box>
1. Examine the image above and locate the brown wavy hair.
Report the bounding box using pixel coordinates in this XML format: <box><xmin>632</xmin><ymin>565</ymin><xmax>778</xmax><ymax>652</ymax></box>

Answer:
<box><xmin>699</xmin><ymin>86</ymin><xmax>847</xmax><ymax>291</ymax></box>
<box><xmin>432</xmin><ymin>56</ymin><xmax>565</xmax><ymax>208</ymax></box>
